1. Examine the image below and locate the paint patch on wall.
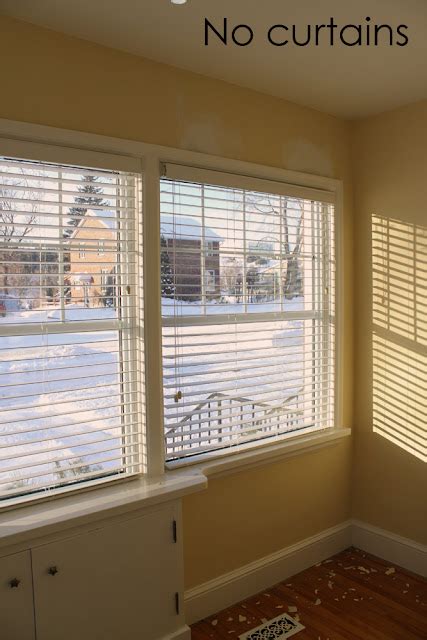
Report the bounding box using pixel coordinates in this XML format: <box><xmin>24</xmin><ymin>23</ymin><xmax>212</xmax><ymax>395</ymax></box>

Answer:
<box><xmin>282</xmin><ymin>140</ymin><xmax>334</xmax><ymax>177</ymax></box>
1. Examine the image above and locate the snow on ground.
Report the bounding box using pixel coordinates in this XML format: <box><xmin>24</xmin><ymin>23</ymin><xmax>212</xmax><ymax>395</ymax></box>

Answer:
<box><xmin>0</xmin><ymin>298</ymin><xmax>308</xmax><ymax>494</ymax></box>
<box><xmin>161</xmin><ymin>296</ymin><xmax>308</xmax><ymax>455</ymax></box>
<box><xmin>161</xmin><ymin>295</ymin><xmax>304</xmax><ymax>316</ymax></box>
<box><xmin>0</xmin><ymin>305</ymin><xmax>123</xmax><ymax>496</ymax></box>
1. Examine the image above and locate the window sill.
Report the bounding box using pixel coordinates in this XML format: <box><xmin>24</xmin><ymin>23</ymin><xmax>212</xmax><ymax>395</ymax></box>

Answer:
<box><xmin>167</xmin><ymin>427</ymin><xmax>352</xmax><ymax>480</ymax></box>
<box><xmin>0</xmin><ymin>472</ymin><xmax>207</xmax><ymax>553</ymax></box>
<box><xmin>0</xmin><ymin>428</ymin><xmax>350</xmax><ymax>553</ymax></box>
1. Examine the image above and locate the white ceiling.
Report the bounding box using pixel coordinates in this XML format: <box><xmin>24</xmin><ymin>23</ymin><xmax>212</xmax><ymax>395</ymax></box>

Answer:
<box><xmin>2</xmin><ymin>0</ymin><xmax>427</xmax><ymax>119</ymax></box>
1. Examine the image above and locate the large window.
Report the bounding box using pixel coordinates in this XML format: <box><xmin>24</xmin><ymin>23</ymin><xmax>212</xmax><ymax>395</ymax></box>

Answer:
<box><xmin>161</xmin><ymin>167</ymin><xmax>336</xmax><ymax>462</ymax></box>
<box><xmin>0</xmin><ymin>137</ymin><xmax>340</xmax><ymax>506</ymax></box>
<box><xmin>0</xmin><ymin>155</ymin><xmax>142</xmax><ymax>505</ymax></box>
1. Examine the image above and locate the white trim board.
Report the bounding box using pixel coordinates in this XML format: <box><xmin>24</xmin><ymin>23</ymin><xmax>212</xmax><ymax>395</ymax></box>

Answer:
<box><xmin>351</xmin><ymin>520</ymin><xmax>427</xmax><ymax>578</ymax></box>
<box><xmin>184</xmin><ymin>520</ymin><xmax>353</xmax><ymax>624</ymax></box>
<box><xmin>162</xmin><ymin>626</ymin><xmax>191</xmax><ymax>640</ymax></box>
<box><xmin>184</xmin><ymin>519</ymin><xmax>427</xmax><ymax>624</ymax></box>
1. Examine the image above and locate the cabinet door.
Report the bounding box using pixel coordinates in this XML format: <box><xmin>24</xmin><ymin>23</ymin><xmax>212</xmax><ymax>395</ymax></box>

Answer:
<box><xmin>0</xmin><ymin>550</ymin><xmax>35</xmax><ymax>640</ymax></box>
<box><xmin>32</xmin><ymin>507</ymin><xmax>181</xmax><ymax>640</ymax></box>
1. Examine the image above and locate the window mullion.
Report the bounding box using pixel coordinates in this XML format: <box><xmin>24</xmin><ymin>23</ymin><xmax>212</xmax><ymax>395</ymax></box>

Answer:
<box><xmin>321</xmin><ymin>203</ymin><xmax>330</xmax><ymax>427</ymax></box>
<box><xmin>242</xmin><ymin>189</ymin><xmax>248</xmax><ymax>312</ymax></box>
<box><xmin>58</xmin><ymin>169</ymin><xmax>66</xmax><ymax>322</ymax></box>
<box><xmin>201</xmin><ymin>184</ymin><xmax>207</xmax><ymax>315</ymax></box>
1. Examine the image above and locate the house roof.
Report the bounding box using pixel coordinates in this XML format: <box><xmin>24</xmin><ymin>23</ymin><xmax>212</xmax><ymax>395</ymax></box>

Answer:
<box><xmin>160</xmin><ymin>214</ymin><xmax>222</xmax><ymax>242</ymax></box>
<box><xmin>68</xmin><ymin>209</ymin><xmax>117</xmax><ymax>239</ymax></box>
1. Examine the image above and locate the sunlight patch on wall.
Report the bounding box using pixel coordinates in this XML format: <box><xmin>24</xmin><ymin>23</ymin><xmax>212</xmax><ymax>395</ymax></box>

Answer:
<box><xmin>372</xmin><ymin>215</ymin><xmax>426</xmax><ymax>462</ymax></box>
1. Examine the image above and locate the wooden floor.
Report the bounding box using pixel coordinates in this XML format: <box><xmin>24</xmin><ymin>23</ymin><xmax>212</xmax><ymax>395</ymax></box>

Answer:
<box><xmin>191</xmin><ymin>547</ymin><xmax>427</xmax><ymax>640</ymax></box>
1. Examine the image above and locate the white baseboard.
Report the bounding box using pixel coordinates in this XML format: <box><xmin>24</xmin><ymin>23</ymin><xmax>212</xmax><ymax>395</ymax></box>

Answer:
<box><xmin>351</xmin><ymin>519</ymin><xmax>427</xmax><ymax>578</ymax></box>
<box><xmin>184</xmin><ymin>519</ymin><xmax>427</xmax><ymax>625</ymax></box>
<box><xmin>184</xmin><ymin>520</ymin><xmax>352</xmax><ymax>624</ymax></box>
<box><xmin>161</xmin><ymin>625</ymin><xmax>191</xmax><ymax>640</ymax></box>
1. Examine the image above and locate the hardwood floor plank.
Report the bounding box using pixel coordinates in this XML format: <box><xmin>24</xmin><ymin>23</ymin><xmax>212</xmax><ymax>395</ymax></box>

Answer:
<box><xmin>191</xmin><ymin>547</ymin><xmax>427</xmax><ymax>640</ymax></box>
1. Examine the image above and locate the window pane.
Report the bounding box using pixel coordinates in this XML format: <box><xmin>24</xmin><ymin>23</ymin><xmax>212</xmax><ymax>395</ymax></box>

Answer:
<box><xmin>160</xmin><ymin>177</ymin><xmax>335</xmax><ymax>461</ymax></box>
<box><xmin>0</xmin><ymin>157</ymin><xmax>142</xmax><ymax>504</ymax></box>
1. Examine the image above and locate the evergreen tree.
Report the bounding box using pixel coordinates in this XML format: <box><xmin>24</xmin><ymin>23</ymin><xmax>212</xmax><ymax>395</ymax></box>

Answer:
<box><xmin>65</xmin><ymin>175</ymin><xmax>107</xmax><ymax>237</ymax></box>
<box><xmin>161</xmin><ymin>235</ymin><xmax>175</xmax><ymax>298</ymax></box>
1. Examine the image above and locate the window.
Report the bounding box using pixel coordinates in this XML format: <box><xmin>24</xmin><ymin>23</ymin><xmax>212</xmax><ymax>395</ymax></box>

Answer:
<box><xmin>205</xmin><ymin>269</ymin><xmax>216</xmax><ymax>293</ymax></box>
<box><xmin>206</xmin><ymin>241</ymin><xmax>216</xmax><ymax>257</ymax></box>
<box><xmin>98</xmin><ymin>239</ymin><xmax>105</xmax><ymax>255</ymax></box>
<box><xmin>100</xmin><ymin>268</ymin><xmax>110</xmax><ymax>289</ymax></box>
<box><xmin>0</xmin><ymin>155</ymin><xmax>143</xmax><ymax>505</ymax></box>
<box><xmin>161</xmin><ymin>167</ymin><xmax>336</xmax><ymax>462</ymax></box>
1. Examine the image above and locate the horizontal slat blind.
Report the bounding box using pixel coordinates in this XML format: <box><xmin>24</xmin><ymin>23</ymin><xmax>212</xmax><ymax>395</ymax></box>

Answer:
<box><xmin>160</xmin><ymin>174</ymin><xmax>335</xmax><ymax>461</ymax></box>
<box><xmin>0</xmin><ymin>155</ymin><xmax>143</xmax><ymax>504</ymax></box>
<box><xmin>163</xmin><ymin>163</ymin><xmax>336</xmax><ymax>205</ymax></box>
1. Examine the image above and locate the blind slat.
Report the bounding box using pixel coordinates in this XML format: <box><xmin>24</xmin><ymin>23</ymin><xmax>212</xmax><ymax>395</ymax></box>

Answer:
<box><xmin>0</xmin><ymin>154</ymin><xmax>143</xmax><ymax>504</ymax></box>
<box><xmin>160</xmin><ymin>175</ymin><xmax>335</xmax><ymax>461</ymax></box>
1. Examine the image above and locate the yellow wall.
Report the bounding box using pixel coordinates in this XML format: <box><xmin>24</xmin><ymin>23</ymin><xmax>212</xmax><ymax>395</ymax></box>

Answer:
<box><xmin>0</xmin><ymin>16</ymin><xmax>355</xmax><ymax>589</ymax></box>
<box><xmin>352</xmin><ymin>102</ymin><xmax>427</xmax><ymax>545</ymax></box>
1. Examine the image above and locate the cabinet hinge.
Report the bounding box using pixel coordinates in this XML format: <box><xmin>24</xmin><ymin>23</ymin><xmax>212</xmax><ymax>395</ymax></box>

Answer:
<box><xmin>175</xmin><ymin>592</ymin><xmax>180</xmax><ymax>615</ymax></box>
<box><xmin>172</xmin><ymin>519</ymin><xmax>177</xmax><ymax>543</ymax></box>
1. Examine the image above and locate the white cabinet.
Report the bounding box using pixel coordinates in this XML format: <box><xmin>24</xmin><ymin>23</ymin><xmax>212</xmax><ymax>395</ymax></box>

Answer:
<box><xmin>0</xmin><ymin>502</ymin><xmax>189</xmax><ymax>640</ymax></box>
<box><xmin>32</xmin><ymin>507</ymin><xmax>181</xmax><ymax>640</ymax></box>
<box><xmin>0</xmin><ymin>550</ymin><xmax>35</xmax><ymax>640</ymax></box>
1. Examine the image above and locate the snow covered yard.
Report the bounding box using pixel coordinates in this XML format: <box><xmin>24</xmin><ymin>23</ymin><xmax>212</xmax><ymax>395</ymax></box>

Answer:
<box><xmin>162</xmin><ymin>296</ymin><xmax>310</xmax><ymax>458</ymax></box>
<box><xmin>0</xmin><ymin>296</ymin><xmax>315</xmax><ymax>493</ymax></box>
<box><xmin>0</xmin><ymin>305</ymin><xmax>125</xmax><ymax>497</ymax></box>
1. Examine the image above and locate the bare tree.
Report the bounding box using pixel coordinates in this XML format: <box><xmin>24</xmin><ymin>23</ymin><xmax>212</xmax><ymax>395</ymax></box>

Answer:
<box><xmin>0</xmin><ymin>169</ymin><xmax>59</xmax><ymax>309</ymax></box>
<box><xmin>222</xmin><ymin>256</ymin><xmax>243</xmax><ymax>301</ymax></box>
<box><xmin>282</xmin><ymin>198</ymin><xmax>303</xmax><ymax>300</ymax></box>
<box><xmin>247</xmin><ymin>194</ymin><xmax>304</xmax><ymax>300</ymax></box>
<box><xmin>0</xmin><ymin>178</ymin><xmax>37</xmax><ymax>294</ymax></box>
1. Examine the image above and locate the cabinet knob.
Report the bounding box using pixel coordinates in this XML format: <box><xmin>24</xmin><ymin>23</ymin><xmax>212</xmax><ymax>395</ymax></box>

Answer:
<box><xmin>48</xmin><ymin>566</ymin><xmax>59</xmax><ymax>576</ymax></box>
<box><xmin>9</xmin><ymin>578</ymin><xmax>21</xmax><ymax>589</ymax></box>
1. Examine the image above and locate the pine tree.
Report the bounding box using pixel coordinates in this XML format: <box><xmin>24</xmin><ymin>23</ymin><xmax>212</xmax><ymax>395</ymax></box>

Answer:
<box><xmin>65</xmin><ymin>175</ymin><xmax>107</xmax><ymax>236</ymax></box>
<box><xmin>161</xmin><ymin>235</ymin><xmax>175</xmax><ymax>298</ymax></box>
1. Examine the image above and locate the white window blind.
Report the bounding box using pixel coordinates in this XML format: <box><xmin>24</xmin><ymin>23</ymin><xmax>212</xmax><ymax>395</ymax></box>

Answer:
<box><xmin>160</xmin><ymin>169</ymin><xmax>335</xmax><ymax>462</ymax></box>
<box><xmin>0</xmin><ymin>155</ymin><xmax>143</xmax><ymax>505</ymax></box>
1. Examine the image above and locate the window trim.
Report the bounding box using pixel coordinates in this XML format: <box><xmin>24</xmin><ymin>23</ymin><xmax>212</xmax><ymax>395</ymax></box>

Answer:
<box><xmin>0</xmin><ymin>144</ymin><xmax>144</xmax><ymax>508</ymax></box>
<box><xmin>160</xmin><ymin>173</ymin><xmax>336</xmax><ymax>463</ymax></box>
<box><xmin>0</xmin><ymin>117</ymin><xmax>346</xmax><ymax>486</ymax></box>
<box><xmin>167</xmin><ymin>426</ymin><xmax>351</xmax><ymax>476</ymax></box>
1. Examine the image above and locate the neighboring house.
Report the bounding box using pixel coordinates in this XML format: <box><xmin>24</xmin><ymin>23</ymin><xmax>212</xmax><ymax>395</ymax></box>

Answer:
<box><xmin>67</xmin><ymin>210</ymin><xmax>117</xmax><ymax>306</ymax></box>
<box><xmin>161</xmin><ymin>214</ymin><xmax>222</xmax><ymax>302</ymax></box>
<box><xmin>249</xmin><ymin>262</ymin><xmax>280</xmax><ymax>302</ymax></box>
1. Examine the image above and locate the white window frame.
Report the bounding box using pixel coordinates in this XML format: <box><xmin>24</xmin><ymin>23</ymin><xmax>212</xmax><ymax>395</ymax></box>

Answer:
<box><xmin>0</xmin><ymin>133</ymin><xmax>145</xmax><ymax>509</ymax></box>
<box><xmin>160</xmin><ymin>166</ymin><xmax>338</xmax><ymax>465</ymax></box>
<box><xmin>0</xmin><ymin>118</ymin><xmax>347</xmax><ymax>493</ymax></box>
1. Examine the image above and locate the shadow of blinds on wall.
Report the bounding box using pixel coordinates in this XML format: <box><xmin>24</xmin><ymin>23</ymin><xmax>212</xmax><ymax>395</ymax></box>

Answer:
<box><xmin>372</xmin><ymin>215</ymin><xmax>426</xmax><ymax>462</ymax></box>
<box><xmin>160</xmin><ymin>166</ymin><xmax>336</xmax><ymax>462</ymax></box>
<box><xmin>0</xmin><ymin>155</ymin><xmax>143</xmax><ymax>506</ymax></box>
